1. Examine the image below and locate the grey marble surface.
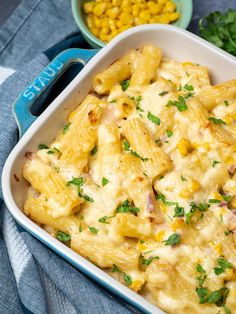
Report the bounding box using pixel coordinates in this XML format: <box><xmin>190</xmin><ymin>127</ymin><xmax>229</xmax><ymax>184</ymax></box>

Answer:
<box><xmin>0</xmin><ymin>0</ymin><xmax>236</xmax><ymax>33</ymax></box>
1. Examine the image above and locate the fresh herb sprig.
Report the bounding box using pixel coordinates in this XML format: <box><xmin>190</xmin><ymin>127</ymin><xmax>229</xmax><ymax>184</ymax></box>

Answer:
<box><xmin>199</xmin><ymin>10</ymin><xmax>236</xmax><ymax>56</ymax></box>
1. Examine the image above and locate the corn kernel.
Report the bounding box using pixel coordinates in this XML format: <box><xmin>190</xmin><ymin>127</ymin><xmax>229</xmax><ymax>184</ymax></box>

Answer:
<box><xmin>107</xmin><ymin>7</ymin><xmax>120</xmax><ymax>19</ymax></box>
<box><xmin>213</xmin><ymin>192</ymin><xmax>223</xmax><ymax>201</ymax></box>
<box><xmin>159</xmin><ymin>0</ymin><xmax>168</xmax><ymax>4</ymax></box>
<box><xmin>182</xmin><ymin>62</ymin><xmax>193</xmax><ymax>67</ymax></box>
<box><xmin>130</xmin><ymin>279</ymin><xmax>144</xmax><ymax>292</ymax></box>
<box><xmin>157</xmin><ymin>14</ymin><xmax>170</xmax><ymax>24</ymax></box>
<box><xmin>93</xmin><ymin>3</ymin><xmax>107</xmax><ymax>17</ymax></box>
<box><xmin>229</xmin><ymin>196</ymin><xmax>236</xmax><ymax>209</ymax></box>
<box><xmin>179</xmin><ymin>188</ymin><xmax>191</xmax><ymax>199</ymax></box>
<box><xmin>99</xmin><ymin>32</ymin><xmax>108</xmax><ymax>42</ymax></box>
<box><xmin>137</xmin><ymin>240</ymin><xmax>148</xmax><ymax>251</ymax></box>
<box><xmin>83</xmin><ymin>2</ymin><xmax>95</xmax><ymax>14</ymax></box>
<box><xmin>100</xmin><ymin>27</ymin><xmax>110</xmax><ymax>35</ymax></box>
<box><xmin>119</xmin><ymin>25</ymin><xmax>131</xmax><ymax>32</ymax></box>
<box><xmin>119</xmin><ymin>12</ymin><xmax>133</xmax><ymax>24</ymax></box>
<box><xmin>116</xmin><ymin>20</ymin><xmax>123</xmax><ymax>28</ymax></box>
<box><xmin>134</xmin><ymin>17</ymin><xmax>146</xmax><ymax>26</ymax></box>
<box><xmin>112</xmin><ymin>0</ymin><xmax>122</xmax><ymax>6</ymax></box>
<box><xmin>224</xmin><ymin>114</ymin><xmax>234</xmax><ymax>125</ymax></box>
<box><xmin>224</xmin><ymin>156</ymin><xmax>234</xmax><ymax>164</ymax></box>
<box><xmin>190</xmin><ymin>179</ymin><xmax>201</xmax><ymax>192</ymax></box>
<box><xmin>164</xmin><ymin>1</ymin><xmax>176</xmax><ymax>13</ymax></box>
<box><xmin>177</xmin><ymin>138</ymin><xmax>192</xmax><ymax>156</ymax></box>
<box><xmin>139</xmin><ymin>10</ymin><xmax>151</xmax><ymax>23</ymax></box>
<box><xmin>155</xmin><ymin>230</ymin><xmax>165</xmax><ymax>242</ymax></box>
<box><xmin>171</xmin><ymin>219</ymin><xmax>184</xmax><ymax>231</ymax></box>
<box><xmin>150</xmin><ymin>4</ymin><xmax>162</xmax><ymax>14</ymax></box>
<box><xmin>94</xmin><ymin>16</ymin><xmax>102</xmax><ymax>28</ymax></box>
<box><xmin>91</xmin><ymin>27</ymin><xmax>100</xmax><ymax>37</ymax></box>
<box><xmin>108</xmin><ymin>18</ymin><xmax>117</xmax><ymax>31</ymax></box>
<box><xmin>160</xmin><ymin>202</ymin><xmax>168</xmax><ymax>213</ymax></box>
<box><xmin>101</xmin><ymin>18</ymin><xmax>109</xmax><ymax>28</ymax></box>
<box><xmin>86</xmin><ymin>14</ymin><xmax>94</xmax><ymax>29</ymax></box>
<box><xmin>132</xmin><ymin>4</ymin><xmax>140</xmax><ymax>17</ymax></box>
<box><xmin>169</xmin><ymin>11</ymin><xmax>180</xmax><ymax>22</ymax></box>
<box><xmin>214</xmin><ymin>243</ymin><xmax>223</xmax><ymax>255</ymax></box>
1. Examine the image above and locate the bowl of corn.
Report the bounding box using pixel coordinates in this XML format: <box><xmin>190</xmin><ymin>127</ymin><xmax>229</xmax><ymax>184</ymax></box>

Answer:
<box><xmin>72</xmin><ymin>0</ymin><xmax>193</xmax><ymax>48</ymax></box>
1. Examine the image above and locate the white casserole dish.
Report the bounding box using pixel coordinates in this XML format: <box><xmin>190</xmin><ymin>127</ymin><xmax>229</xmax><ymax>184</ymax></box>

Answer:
<box><xmin>2</xmin><ymin>24</ymin><xmax>236</xmax><ymax>314</ymax></box>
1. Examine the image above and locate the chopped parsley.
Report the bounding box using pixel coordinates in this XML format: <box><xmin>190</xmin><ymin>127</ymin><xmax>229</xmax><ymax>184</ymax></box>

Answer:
<box><xmin>209</xmin><ymin>199</ymin><xmax>221</xmax><ymax>204</ymax></box>
<box><xmin>120</xmin><ymin>79</ymin><xmax>130</xmax><ymax>91</ymax></box>
<box><xmin>166</xmin><ymin>130</ymin><xmax>173</xmax><ymax>137</ymax></box>
<box><xmin>214</xmin><ymin>257</ymin><xmax>233</xmax><ymax>276</ymax></box>
<box><xmin>47</xmin><ymin>147</ymin><xmax>60</xmax><ymax>154</ymax></box>
<box><xmin>184</xmin><ymin>84</ymin><xmax>194</xmax><ymax>91</ymax></box>
<box><xmin>184</xmin><ymin>92</ymin><xmax>194</xmax><ymax>99</ymax></box>
<box><xmin>196</xmin><ymin>264</ymin><xmax>207</xmax><ymax>287</ymax></box>
<box><xmin>181</xmin><ymin>175</ymin><xmax>187</xmax><ymax>181</ymax></box>
<box><xmin>102</xmin><ymin>177</ymin><xmax>109</xmax><ymax>186</ymax></box>
<box><xmin>56</xmin><ymin>231</ymin><xmax>71</xmax><ymax>242</ymax></box>
<box><xmin>63</xmin><ymin>122</ymin><xmax>71</xmax><ymax>134</ymax></box>
<box><xmin>167</xmin><ymin>96</ymin><xmax>188</xmax><ymax>112</ymax></box>
<box><xmin>159</xmin><ymin>91</ymin><xmax>168</xmax><ymax>96</ymax></box>
<box><xmin>89</xmin><ymin>226</ymin><xmax>99</xmax><ymax>234</ymax></box>
<box><xmin>208</xmin><ymin>117</ymin><xmax>226</xmax><ymax>125</ymax></box>
<box><xmin>91</xmin><ymin>145</ymin><xmax>98</xmax><ymax>156</ymax></box>
<box><xmin>133</xmin><ymin>95</ymin><xmax>144</xmax><ymax>112</ymax></box>
<box><xmin>110</xmin><ymin>99</ymin><xmax>117</xmax><ymax>103</ymax></box>
<box><xmin>111</xmin><ymin>264</ymin><xmax>132</xmax><ymax>286</ymax></box>
<box><xmin>156</xmin><ymin>193</ymin><xmax>178</xmax><ymax>206</ymax></box>
<box><xmin>68</xmin><ymin>177</ymin><xmax>94</xmax><ymax>202</ymax></box>
<box><xmin>196</xmin><ymin>286</ymin><xmax>230</xmax><ymax>308</ymax></box>
<box><xmin>163</xmin><ymin>233</ymin><xmax>180</xmax><ymax>246</ymax></box>
<box><xmin>224</xmin><ymin>230</ymin><xmax>232</xmax><ymax>236</ymax></box>
<box><xmin>173</xmin><ymin>205</ymin><xmax>185</xmax><ymax>217</ymax></box>
<box><xmin>224</xmin><ymin>100</ymin><xmax>229</xmax><ymax>106</ymax></box>
<box><xmin>222</xmin><ymin>194</ymin><xmax>232</xmax><ymax>202</ymax></box>
<box><xmin>147</xmin><ymin>111</ymin><xmax>161</xmax><ymax>125</ymax></box>
<box><xmin>212</xmin><ymin>160</ymin><xmax>221</xmax><ymax>167</ymax></box>
<box><xmin>141</xmin><ymin>255</ymin><xmax>159</xmax><ymax>266</ymax></box>
<box><xmin>123</xmin><ymin>141</ymin><xmax>148</xmax><ymax>161</ymax></box>
<box><xmin>116</xmin><ymin>200</ymin><xmax>140</xmax><ymax>216</ymax></box>
<box><xmin>38</xmin><ymin>144</ymin><xmax>49</xmax><ymax>150</ymax></box>
<box><xmin>186</xmin><ymin>202</ymin><xmax>209</xmax><ymax>225</ymax></box>
<box><xmin>98</xmin><ymin>215</ymin><xmax>115</xmax><ymax>224</ymax></box>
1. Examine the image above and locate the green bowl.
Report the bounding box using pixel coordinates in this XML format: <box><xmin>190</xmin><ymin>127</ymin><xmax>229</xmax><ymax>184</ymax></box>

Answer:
<box><xmin>72</xmin><ymin>0</ymin><xmax>193</xmax><ymax>48</ymax></box>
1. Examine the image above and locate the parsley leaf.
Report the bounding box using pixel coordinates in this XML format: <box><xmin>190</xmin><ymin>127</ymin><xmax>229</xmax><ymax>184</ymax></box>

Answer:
<box><xmin>224</xmin><ymin>100</ymin><xmax>229</xmax><ymax>106</ymax></box>
<box><xmin>222</xmin><ymin>194</ymin><xmax>232</xmax><ymax>202</ymax></box>
<box><xmin>56</xmin><ymin>231</ymin><xmax>71</xmax><ymax>242</ymax></box>
<box><xmin>116</xmin><ymin>200</ymin><xmax>140</xmax><ymax>215</ymax></box>
<box><xmin>163</xmin><ymin>233</ymin><xmax>180</xmax><ymax>246</ymax></box>
<box><xmin>63</xmin><ymin>122</ymin><xmax>71</xmax><ymax>134</ymax></box>
<box><xmin>110</xmin><ymin>99</ymin><xmax>116</xmax><ymax>103</ymax></box>
<box><xmin>98</xmin><ymin>215</ymin><xmax>115</xmax><ymax>224</ymax></box>
<box><xmin>147</xmin><ymin>111</ymin><xmax>161</xmax><ymax>125</ymax></box>
<box><xmin>173</xmin><ymin>205</ymin><xmax>185</xmax><ymax>217</ymax></box>
<box><xmin>212</xmin><ymin>160</ymin><xmax>221</xmax><ymax>167</ymax></box>
<box><xmin>167</xmin><ymin>96</ymin><xmax>188</xmax><ymax>112</ymax></box>
<box><xmin>102</xmin><ymin>177</ymin><xmax>109</xmax><ymax>186</ymax></box>
<box><xmin>196</xmin><ymin>287</ymin><xmax>209</xmax><ymax>303</ymax></box>
<box><xmin>166</xmin><ymin>130</ymin><xmax>173</xmax><ymax>137</ymax></box>
<box><xmin>124</xmin><ymin>274</ymin><xmax>132</xmax><ymax>286</ymax></box>
<box><xmin>196</xmin><ymin>264</ymin><xmax>206</xmax><ymax>274</ymax></box>
<box><xmin>209</xmin><ymin>199</ymin><xmax>221</xmax><ymax>204</ymax></box>
<box><xmin>184</xmin><ymin>84</ymin><xmax>194</xmax><ymax>91</ymax></box>
<box><xmin>38</xmin><ymin>144</ymin><xmax>49</xmax><ymax>150</ymax></box>
<box><xmin>141</xmin><ymin>255</ymin><xmax>159</xmax><ymax>266</ymax></box>
<box><xmin>199</xmin><ymin>9</ymin><xmax>236</xmax><ymax>57</ymax></box>
<box><xmin>91</xmin><ymin>145</ymin><xmax>98</xmax><ymax>156</ymax></box>
<box><xmin>208</xmin><ymin>117</ymin><xmax>226</xmax><ymax>125</ymax></box>
<box><xmin>112</xmin><ymin>264</ymin><xmax>120</xmax><ymax>273</ymax></box>
<box><xmin>68</xmin><ymin>177</ymin><xmax>84</xmax><ymax>187</ymax></box>
<box><xmin>217</xmin><ymin>257</ymin><xmax>233</xmax><ymax>269</ymax></box>
<box><xmin>123</xmin><ymin>141</ymin><xmax>148</xmax><ymax>161</ymax></box>
<box><xmin>121</xmin><ymin>79</ymin><xmax>130</xmax><ymax>91</ymax></box>
<box><xmin>159</xmin><ymin>91</ymin><xmax>168</xmax><ymax>96</ymax></box>
<box><xmin>181</xmin><ymin>175</ymin><xmax>187</xmax><ymax>181</ymax></box>
<box><xmin>89</xmin><ymin>227</ymin><xmax>99</xmax><ymax>234</ymax></box>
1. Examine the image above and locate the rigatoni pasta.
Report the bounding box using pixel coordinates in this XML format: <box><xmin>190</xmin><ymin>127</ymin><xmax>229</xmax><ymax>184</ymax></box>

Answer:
<box><xmin>23</xmin><ymin>45</ymin><xmax>236</xmax><ymax>314</ymax></box>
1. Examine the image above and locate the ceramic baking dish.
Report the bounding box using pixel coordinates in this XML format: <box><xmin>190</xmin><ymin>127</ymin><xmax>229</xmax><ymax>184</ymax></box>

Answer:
<box><xmin>2</xmin><ymin>24</ymin><xmax>236</xmax><ymax>314</ymax></box>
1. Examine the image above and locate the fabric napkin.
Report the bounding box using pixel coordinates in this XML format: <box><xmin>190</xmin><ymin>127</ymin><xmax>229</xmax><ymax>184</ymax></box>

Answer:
<box><xmin>0</xmin><ymin>0</ymin><xmax>138</xmax><ymax>313</ymax></box>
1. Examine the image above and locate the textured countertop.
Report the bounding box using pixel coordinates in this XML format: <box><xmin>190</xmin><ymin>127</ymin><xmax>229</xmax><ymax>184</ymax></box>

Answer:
<box><xmin>0</xmin><ymin>0</ymin><xmax>236</xmax><ymax>32</ymax></box>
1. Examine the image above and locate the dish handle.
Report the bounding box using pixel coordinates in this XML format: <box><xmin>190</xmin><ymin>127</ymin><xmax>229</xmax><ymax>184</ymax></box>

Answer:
<box><xmin>13</xmin><ymin>48</ymin><xmax>99</xmax><ymax>137</ymax></box>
